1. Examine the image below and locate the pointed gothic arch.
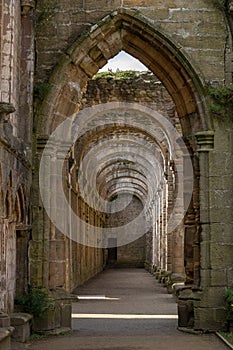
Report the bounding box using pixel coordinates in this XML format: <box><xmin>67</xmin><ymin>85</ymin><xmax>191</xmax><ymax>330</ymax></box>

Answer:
<box><xmin>36</xmin><ymin>9</ymin><xmax>210</xmax><ymax>137</ymax></box>
<box><xmin>15</xmin><ymin>184</ymin><xmax>27</xmax><ymax>225</ymax></box>
<box><xmin>32</xmin><ymin>7</ymin><xmax>220</xmax><ymax>331</ymax></box>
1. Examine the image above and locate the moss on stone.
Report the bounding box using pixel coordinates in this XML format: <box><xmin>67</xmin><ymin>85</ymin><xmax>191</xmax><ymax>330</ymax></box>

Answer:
<box><xmin>207</xmin><ymin>83</ymin><xmax>233</xmax><ymax>116</ymax></box>
<box><xmin>34</xmin><ymin>81</ymin><xmax>52</xmax><ymax>101</ymax></box>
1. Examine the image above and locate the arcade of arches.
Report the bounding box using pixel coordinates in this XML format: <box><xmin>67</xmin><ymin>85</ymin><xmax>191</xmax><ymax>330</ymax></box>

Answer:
<box><xmin>0</xmin><ymin>0</ymin><xmax>233</xmax><ymax>343</ymax></box>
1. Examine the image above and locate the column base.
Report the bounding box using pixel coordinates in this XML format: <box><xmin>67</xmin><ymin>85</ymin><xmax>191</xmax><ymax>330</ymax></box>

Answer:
<box><xmin>32</xmin><ymin>288</ymin><xmax>74</xmax><ymax>333</ymax></box>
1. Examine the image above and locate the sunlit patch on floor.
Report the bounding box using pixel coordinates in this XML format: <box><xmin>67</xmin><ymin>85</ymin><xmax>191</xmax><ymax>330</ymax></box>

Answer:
<box><xmin>72</xmin><ymin>313</ymin><xmax>178</xmax><ymax>319</ymax></box>
<box><xmin>77</xmin><ymin>295</ymin><xmax>120</xmax><ymax>300</ymax></box>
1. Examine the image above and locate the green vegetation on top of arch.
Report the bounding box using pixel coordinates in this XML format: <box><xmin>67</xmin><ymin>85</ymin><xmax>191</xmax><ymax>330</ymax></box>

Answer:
<box><xmin>94</xmin><ymin>70</ymin><xmax>139</xmax><ymax>80</ymax></box>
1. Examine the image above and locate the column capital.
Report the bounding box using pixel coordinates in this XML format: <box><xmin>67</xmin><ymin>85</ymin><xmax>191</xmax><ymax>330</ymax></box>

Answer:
<box><xmin>0</xmin><ymin>102</ymin><xmax>15</xmax><ymax>118</ymax></box>
<box><xmin>195</xmin><ymin>131</ymin><xmax>214</xmax><ymax>152</ymax></box>
<box><xmin>21</xmin><ymin>0</ymin><xmax>35</xmax><ymax>15</ymax></box>
<box><xmin>37</xmin><ymin>136</ymin><xmax>49</xmax><ymax>150</ymax></box>
<box><xmin>229</xmin><ymin>2</ymin><xmax>233</xmax><ymax>15</ymax></box>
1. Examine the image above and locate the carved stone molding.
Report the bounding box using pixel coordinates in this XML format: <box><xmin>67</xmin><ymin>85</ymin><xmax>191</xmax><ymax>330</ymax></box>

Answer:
<box><xmin>21</xmin><ymin>0</ymin><xmax>35</xmax><ymax>15</ymax></box>
<box><xmin>229</xmin><ymin>2</ymin><xmax>233</xmax><ymax>14</ymax></box>
<box><xmin>195</xmin><ymin>131</ymin><xmax>214</xmax><ymax>151</ymax></box>
<box><xmin>0</xmin><ymin>102</ymin><xmax>15</xmax><ymax>120</ymax></box>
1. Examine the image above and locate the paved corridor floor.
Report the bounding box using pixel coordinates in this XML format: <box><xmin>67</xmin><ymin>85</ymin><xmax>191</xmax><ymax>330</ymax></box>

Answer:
<box><xmin>12</xmin><ymin>268</ymin><xmax>228</xmax><ymax>350</ymax></box>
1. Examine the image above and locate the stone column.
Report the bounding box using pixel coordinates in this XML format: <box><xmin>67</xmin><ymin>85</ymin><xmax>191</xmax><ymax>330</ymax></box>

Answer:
<box><xmin>167</xmin><ymin>163</ymin><xmax>175</xmax><ymax>272</ymax></box>
<box><xmin>156</xmin><ymin>189</ymin><xmax>161</xmax><ymax>272</ymax></box>
<box><xmin>151</xmin><ymin>204</ymin><xmax>157</xmax><ymax>270</ymax></box>
<box><xmin>20</xmin><ymin>0</ymin><xmax>35</xmax><ymax>144</ymax></box>
<box><xmin>162</xmin><ymin>182</ymin><xmax>168</xmax><ymax>271</ymax></box>
<box><xmin>30</xmin><ymin>136</ymin><xmax>49</xmax><ymax>287</ymax></box>
<box><xmin>195</xmin><ymin>131</ymin><xmax>214</xmax><ymax>287</ymax></box>
<box><xmin>31</xmin><ymin>138</ymin><xmax>73</xmax><ymax>332</ymax></box>
<box><xmin>171</xmin><ymin>153</ymin><xmax>185</xmax><ymax>281</ymax></box>
<box><xmin>194</xmin><ymin>130</ymin><xmax>215</xmax><ymax>329</ymax></box>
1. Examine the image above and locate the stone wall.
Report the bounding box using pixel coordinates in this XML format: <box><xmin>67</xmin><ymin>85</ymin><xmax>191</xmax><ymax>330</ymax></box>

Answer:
<box><xmin>194</xmin><ymin>114</ymin><xmax>233</xmax><ymax>330</ymax></box>
<box><xmin>35</xmin><ymin>0</ymin><xmax>231</xmax><ymax>85</ymax></box>
<box><xmin>0</xmin><ymin>0</ymin><xmax>33</xmax><ymax>316</ymax></box>
<box><xmin>83</xmin><ymin>71</ymin><xmax>176</xmax><ymax>117</ymax></box>
<box><xmin>0</xmin><ymin>145</ymin><xmax>30</xmax><ymax>313</ymax></box>
<box><xmin>106</xmin><ymin>193</ymin><xmax>146</xmax><ymax>267</ymax></box>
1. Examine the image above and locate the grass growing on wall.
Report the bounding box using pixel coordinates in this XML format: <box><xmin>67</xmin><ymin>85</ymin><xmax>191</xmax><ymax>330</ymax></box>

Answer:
<box><xmin>94</xmin><ymin>70</ymin><xmax>139</xmax><ymax>80</ymax></box>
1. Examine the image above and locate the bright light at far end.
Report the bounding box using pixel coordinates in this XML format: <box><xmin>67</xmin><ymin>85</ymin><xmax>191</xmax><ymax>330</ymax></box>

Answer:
<box><xmin>99</xmin><ymin>51</ymin><xmax>148</xmax><ymax>72</ymax></box>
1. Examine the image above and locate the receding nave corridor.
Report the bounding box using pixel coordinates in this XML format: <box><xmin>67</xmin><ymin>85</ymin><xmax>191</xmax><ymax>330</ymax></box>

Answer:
<box><xmin>1</xmin><ymin>2</ymin><xmax>233</xmax><ymax>348</ymax></box>
<box><xmin>12</xmin><ymin>268</ymin><xmax>228</xmax><ymax>350</ymax></box>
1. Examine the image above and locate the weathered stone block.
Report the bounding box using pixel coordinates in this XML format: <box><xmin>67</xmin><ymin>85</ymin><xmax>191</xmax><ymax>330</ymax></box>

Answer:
<box><xmin>178</xmin><ymin>300</ymin><xmax>194</xmax><ymax>328</ymax></box>
<box><xmin>210</xmin><ymin>269</ymin><xmax>227</xmax><ymax>287</ymax></box>
<box><xmin>86</xmin><ymin>0</ymin><xmax>121</xmax><ymax>10</ymax></box>
<box><xmin>209</xmin><ymin>190</ymin><xmax>233</xmax><ymax>209</ymax></box>
<box><xmin>49</xmin><ymin>262</ymin><xmax>66</xmax><ymax>288</ymax></box>
<box><xmin>60</xmin><ymin>303</ymin><xmax>72</xmax><ymax>328</ymax></box>
<box><xmin>210</xmin><ymin>208</ymin><xmax>233</xmax><ymax>224</ymax></box>
<box><xmin>199</xmin><ymin>287</ymin><xmax>225</xmax><ymax>308</ymax></box>
<box><xmin>169</xmin><ymin>8</ymin><xmax>223</xmax><ymax>24</ymax></box>
<box><xmin>0</xmin><ymin>314</ymin><xmax>10</xmax><ymax>328</ymax></box>
<box><xmin>211</xmin><ymin>223</ymin><xmax>233</xmax><ymax>244</ymax></box>
<box><xmin>0</xmin><ymin>328</ymin><xmax>11</xmax><ymax>350</ymax></box>
<box><xmin>210</xmin><ymin>243</ymin><xmax>233</xmax><ymax>269</ymax></box>
<box><xmin>33</xmin><ymin>303</ymin><xmax>60</xmax><ymax>332</ymax></box>
<box><xmin>194</xmin><ymin>306</ymin><xmax>225</xmax><ymax>331</ymax></box>
<box><xmin>29</xmin><ymin>241</ymin><xmax>43</xmax><ymax>259</ymax></box>
<box><xmin>10</xmin><ymin>313</ymin><xmax>32</xmax><ymax>343</ymax></box>
<box><xmin>123</xmin><ymin>0</ymin><xmax>158</xmax><ymax>6</ymax></box>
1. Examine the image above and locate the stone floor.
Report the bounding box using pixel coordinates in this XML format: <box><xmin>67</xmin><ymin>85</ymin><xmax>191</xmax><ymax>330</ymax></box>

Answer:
<box><xmin>12</xmin><ymin>268</ymin><xmax>229</xmax><ymax>350</ymax></box>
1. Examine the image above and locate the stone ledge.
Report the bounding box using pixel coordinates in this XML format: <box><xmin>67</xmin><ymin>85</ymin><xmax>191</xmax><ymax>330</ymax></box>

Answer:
<box><xmin>178</xmin><ymin>327</ymin><xmax>203</xmax><ymax>335</ymax></box>
<box><xmin>0</xmin><ymin>327</ymin><xmax>14</xmax><ymax>350</ymax></box>
<box><xmin>195</xmin><ymin>131</ymin><xmax>214</xmax><ymax>152</ymax></box>
<box><xmin>0</xmin><ymin>328</ymin><xmax>11</xmax><ymax>342</ymax></box>
<box><xmin>0</xmin><ymin>102</ymin><xmax>15</xmax><ymax>115</ymax></box>
<box><xmin>10</xmin><ymin>313</ymin><xmax>33</xmax><ymax>343</ymax></box>
<box><xmin>34</xmin><ymin>327</ymin><xmax>71</xmax><ymax>336</ymax></box>
<box><xmin>11</xmin><ymin>313</ymin><xmax>33</xmax><ymax>326</ymax></box>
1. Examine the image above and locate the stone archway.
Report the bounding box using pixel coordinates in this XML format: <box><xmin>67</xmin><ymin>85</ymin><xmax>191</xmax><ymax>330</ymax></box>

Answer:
<box><xmin>35</xmin><ymin>9</ymin><xmax>209</xmax><ymax>135</ymax></box>
<box><xmin>33</xmin><ymin>9</ymin><xmax>215</xmax><ymax>331</ymax></box>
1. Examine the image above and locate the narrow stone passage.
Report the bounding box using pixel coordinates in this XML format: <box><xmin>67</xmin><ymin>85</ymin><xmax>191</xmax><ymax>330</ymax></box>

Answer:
<box><xmin>12</xmin><ymin>268</ymin><xmax>229</xmax><ymax>350</ymax></box>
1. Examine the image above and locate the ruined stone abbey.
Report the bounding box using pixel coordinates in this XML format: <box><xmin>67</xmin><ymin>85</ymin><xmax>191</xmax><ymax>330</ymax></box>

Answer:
<box><xmin>1</xmin><ymin>0</ymin><xmax>233</xmax><ymax>346</ymax></box>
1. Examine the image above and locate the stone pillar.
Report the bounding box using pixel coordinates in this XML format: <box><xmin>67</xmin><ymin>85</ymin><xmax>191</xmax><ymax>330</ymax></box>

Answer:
<box><xmin>171</xmin><ymin>153</ymin><xmax>185</xmax><ymax>281</ymax></box>
<box><xmin>20</xmin><ymin>0</ymin><xmax>35</xmax><ymax>145</ymax></box>
<box><xmin>31</xmin><ymin>138</ymin><xmax>73</xmax><ymax>332</ymax></box>
<box><xmin>195</xmin><ymin>131</ymin><xmax>214</xmax><ymax>287</ymax></box>
<box><xmin>49</xmin><ymin>141</ymin><xmax>70</xmax><ymax>291</ymax></box>
<box><xmin>151</xmin><ymin>204</ymin><xmax>157</xmax><ymax>270</ymax></box>
<box><xmin>30</xmin><ymin>137</ymin><xmax>49</xmax><ymax>287</ymax></box>
<box><xmin>193</xmin><ymin>130</ymin><xmax>215</xmax><ymax>330</ymax></box>
<box><xmin>167</xmin><ymin>163</ymin><xmax>174</xmax><ymax>272</ymax></box>
<box><xmin>156</xmin><ymin>189</ymin><xmax>161</xmax><ymax>272</ymax></box>
<box><xmin>162</xmin><ymin>183</ymin><xmax>168</xmax><ymax>271</ymax></box>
